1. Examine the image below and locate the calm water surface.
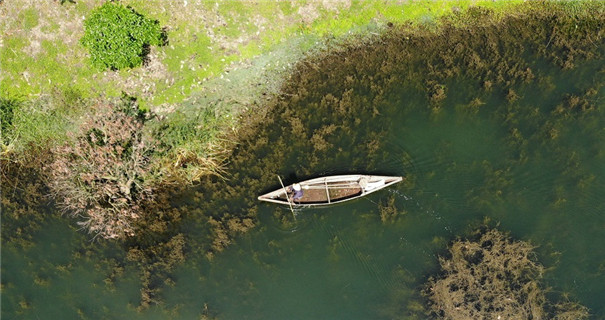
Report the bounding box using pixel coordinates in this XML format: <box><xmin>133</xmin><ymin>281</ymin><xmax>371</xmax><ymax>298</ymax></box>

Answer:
<box><xmin>2</xmin><ymin>48</ymin><xmax>604</xmax><ymax>320</ymax></box>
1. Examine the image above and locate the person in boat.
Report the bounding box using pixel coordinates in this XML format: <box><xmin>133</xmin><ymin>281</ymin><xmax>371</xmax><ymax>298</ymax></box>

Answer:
<box><xmin>288</xmin><ymin>183</ymin><xmax>304</xmax><ymax>203</ymax></box>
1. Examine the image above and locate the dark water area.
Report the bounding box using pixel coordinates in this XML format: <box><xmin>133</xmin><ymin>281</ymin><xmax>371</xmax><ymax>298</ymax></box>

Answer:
<box><xmin>2</xmin><ymin>6</ymin><xmax>604</xmax><ymax>319</ymax></box>
<box><xmin>176</xmin><ymin>59</ymin><xmax>603</xmax><ymax>319</ymax></box>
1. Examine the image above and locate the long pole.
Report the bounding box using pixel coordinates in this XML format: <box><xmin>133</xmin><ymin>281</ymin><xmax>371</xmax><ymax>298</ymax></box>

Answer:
<box><xmin>277</xmin><ymin>175</ymin><xmax>295</xmax><ymax>215</ymax></box>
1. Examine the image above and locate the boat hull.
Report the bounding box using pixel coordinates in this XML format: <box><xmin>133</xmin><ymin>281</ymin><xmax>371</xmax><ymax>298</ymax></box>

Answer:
<box><xmin>258</xmin><ymin>175</ymin><xmax>403</xmax><ymax>207</ymax></box>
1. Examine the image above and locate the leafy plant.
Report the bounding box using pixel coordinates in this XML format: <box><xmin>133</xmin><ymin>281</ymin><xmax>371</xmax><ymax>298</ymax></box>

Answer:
<box><xmin>80</xmin><ymin>2</ymin><xmax>165</xmax><ymax>70</ymax></box>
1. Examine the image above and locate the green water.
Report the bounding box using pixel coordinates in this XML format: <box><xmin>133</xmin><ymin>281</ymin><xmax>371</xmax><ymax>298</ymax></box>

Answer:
<box><xmin>3</xmin><ymin>58</ymin><xmax>603</xmax><ymax>319</ymax></box>
<box><xmin>3</xmin><ymin>10</ymin><xmax>605</xmax><ymax>319</ymax></box>
<box><xmin>175</xmin><ymin>60</ymin><xmax>603</xmax><ymax>319</ymax></box>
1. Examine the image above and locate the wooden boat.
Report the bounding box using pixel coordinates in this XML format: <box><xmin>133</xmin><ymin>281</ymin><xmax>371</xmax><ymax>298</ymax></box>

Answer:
<box><xmin>258</xmin><ymin>175</ymin><xmax>404</xmax><ymax>207</ymax></box>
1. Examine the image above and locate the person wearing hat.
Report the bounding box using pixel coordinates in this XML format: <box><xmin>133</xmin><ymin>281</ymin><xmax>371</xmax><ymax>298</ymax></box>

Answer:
<box><xmin>288</xmin><ymin>183</ymin><xmax>304</xmax><ymax>203</ymax></box>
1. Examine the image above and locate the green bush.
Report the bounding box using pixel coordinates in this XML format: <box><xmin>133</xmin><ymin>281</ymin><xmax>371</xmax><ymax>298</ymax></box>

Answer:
<box><xmin>81</xmin><ymin>2</ymin><xmax>164</xmax><ymax>70</ymax></box>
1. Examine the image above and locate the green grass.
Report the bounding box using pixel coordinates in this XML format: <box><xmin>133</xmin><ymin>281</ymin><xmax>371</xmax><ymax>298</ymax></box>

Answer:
<box><xmin>19</xmin><ymin>7</ymin><xmax>39</xmax><ymax>30</ymax></box>
<box><xmin>307</xmin><ymin>0</ymin><xmax>525</xmax><ymax>37</ymax></box>
<box><xmin>1</xmin><ymin>37</ymin><xmax>30</xmax><ymax>97</ymax></box>
<box><xmin>1</xmin><ymin>94</ymin><xmax>83</xmax><ymax>159</ymax></box>
<box><xmin>2</xmin><ymin>0</ymin><xmax>526</xmax><ymax>108</ymax></box>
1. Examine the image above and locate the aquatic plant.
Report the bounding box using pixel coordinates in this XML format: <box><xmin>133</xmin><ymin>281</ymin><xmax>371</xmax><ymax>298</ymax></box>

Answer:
<box><xmin>126</xmin><ymin>233</ymin><xmax>185</xmax><ymax>309</ymax></box>
<box><xmin>0</xmin><ymin>148</ymin><xmax>54</xmax><ymax>248</ymax></box>
<box><xmin>425</xmin><ymin>228</ymin><xmax>589</xmax><ymax>319</ymax></box>
<box><xmin>17</xmin><ymin>297</ymin><xmax>31</xmax><ymax>312</ymax></box>
<box><xmin>206</xmin><ymin>214</ymin><xmax>255</xmax><ymax>258</ymax></box>
<box><xmin>378</xmin><ymin>195</ymin><xmax>403</xmax><ymax>223</ymax></box>
<box><xmin>272</xmin><ymin>208</ymin><xmax>298</xmax><ymax>231</ymax></box>
<box><xmin>506</xmin><ymin>88</ymin><xmax>520</xmax><ymax>104</ymax></box>
<box><xmin>201</xmin><ymin>303</ymin><xmax>218</xmax><ymax>320</ymax></box>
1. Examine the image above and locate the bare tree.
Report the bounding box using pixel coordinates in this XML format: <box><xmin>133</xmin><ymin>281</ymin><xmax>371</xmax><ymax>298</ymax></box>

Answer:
<box><xmin>48</xmin><ymin>101</ymin><xmax>154</xmax><ymax>240</ymax></box>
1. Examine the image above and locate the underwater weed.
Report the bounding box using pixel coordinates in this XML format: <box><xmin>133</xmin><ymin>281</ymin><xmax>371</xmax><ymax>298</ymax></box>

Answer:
<box><xmin>378</xmin><ymin>195</ymin><xmax>404</xmax><ymax>223</ymax></box>
<box><xmin>425</xmin><ymin>228</ymin><xmax>589</xmax><ymax>319</ymax></box>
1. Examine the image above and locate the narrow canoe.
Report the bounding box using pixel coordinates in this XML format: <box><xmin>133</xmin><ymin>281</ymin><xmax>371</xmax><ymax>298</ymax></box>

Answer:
<box><xmin>258</xmin><ymin>174</ymin><xmax>404</xmax><ymax>207</ymax></box>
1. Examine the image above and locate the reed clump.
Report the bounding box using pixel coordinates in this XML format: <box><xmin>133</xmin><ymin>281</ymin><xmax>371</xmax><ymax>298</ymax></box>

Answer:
<box><xmin>150</xmin><ymin>106</ymin><xmax>231</xmax><ymax>185</ymax></box>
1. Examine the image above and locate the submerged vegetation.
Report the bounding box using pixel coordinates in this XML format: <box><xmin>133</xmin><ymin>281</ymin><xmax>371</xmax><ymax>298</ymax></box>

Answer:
<box><xmin>378</xmin><ymin>195</ymin><xmax>405</xmax><ymax>224</ymax></box>
<box><xmin>201</xmin><ymin>2</ymin><xmax>603</xmax><ymax>317</ymax></box>
<box><xmin>425</xmin><ymin>228</ymin><xmax>589</xmax><ymax>319</ymax></box>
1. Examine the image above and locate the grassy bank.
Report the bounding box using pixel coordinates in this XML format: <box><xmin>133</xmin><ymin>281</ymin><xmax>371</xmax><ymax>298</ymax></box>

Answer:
<box><xmin>2</xmin><ymin>1</ymin><xmax>525</xmax><ymax>166</ymax></box>
<box><xmin>2</xmin><ymin>1</ymin><xmax>524</xmax><ymax>105</ymax></box>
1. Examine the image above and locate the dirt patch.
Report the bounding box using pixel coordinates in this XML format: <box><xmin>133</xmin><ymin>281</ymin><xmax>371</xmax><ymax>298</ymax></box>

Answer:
<box><xmin>323</xmin><ymin>0</ymin><xmax>352</xmax><ymax>12</ymax></box>
<box><xmin>3</xmin><ymin>1</ymin><xmax>89</xmax><ymax>58</ymax></box>
<box><xmin>298</xmin><ymin>4</ymin><xmax>320</xmax><ymax>25</ymax></box>
<box><xmin>97</xmin><ymin>47</ymin><xmax>172</xmax><ymax>103</ymax></box>
<box><xmin>298</xmin><ymin>0</ymin><xmax>352</xmax><ymax>24</ymax></box>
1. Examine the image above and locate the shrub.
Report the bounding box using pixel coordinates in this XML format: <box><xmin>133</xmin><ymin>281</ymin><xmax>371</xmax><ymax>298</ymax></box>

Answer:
<box><xmin>81</xmin><ymin>2</ymin><xmax>164</xmax><ymax>70</ymax></box>
<box><xmin>48</xmin><ymin>97</ymin><xmax>155</xmax><ymax>240</ymax></box>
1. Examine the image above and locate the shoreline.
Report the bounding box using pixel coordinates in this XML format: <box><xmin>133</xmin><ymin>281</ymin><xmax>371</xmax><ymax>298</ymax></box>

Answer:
<box><xmin>2</xmin><ymin>0</ymin><xmax>602</xmax><ymax>238</ymax></box>
<box><xmin>2</xmin><ymin>1</ymin><xmax>526</xmax><ymax>162</ymax></box>
<box><xmin>2</xmin><ymin>0</ymin><xmax>602</xmax><ymax>239</ymax></box>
